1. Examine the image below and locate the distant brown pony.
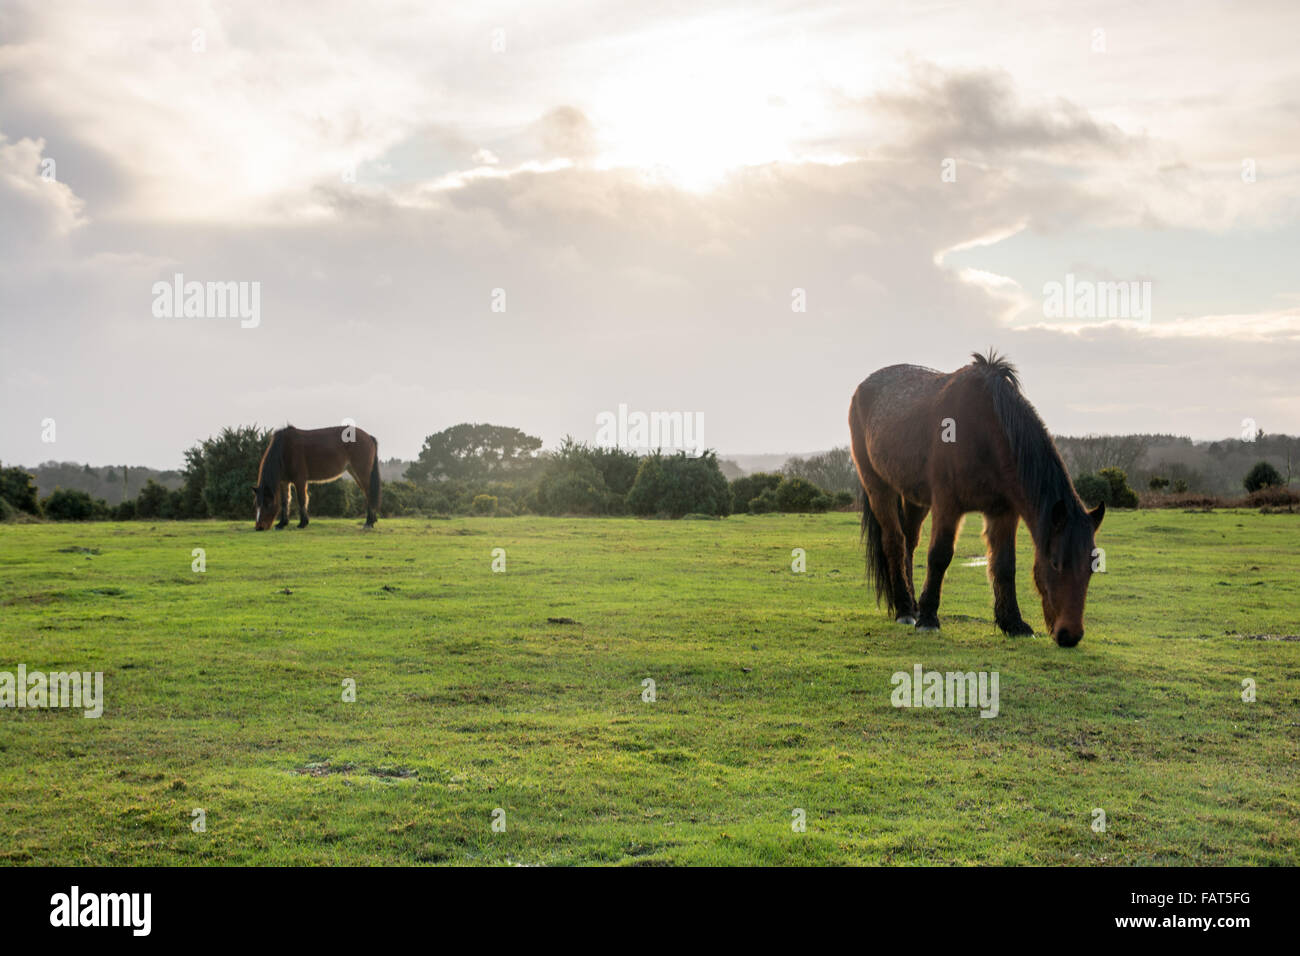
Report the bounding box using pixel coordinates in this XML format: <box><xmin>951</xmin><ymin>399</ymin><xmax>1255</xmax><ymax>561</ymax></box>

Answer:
<box><xmin>849</xmin><ymin>352</ymin><xmax>1103</xmax><ymax>647</ymax></box>
<box><xmin>253</xmin><ymin>425</ymin><xmax>381</xmax><ymax>531</ymax></box>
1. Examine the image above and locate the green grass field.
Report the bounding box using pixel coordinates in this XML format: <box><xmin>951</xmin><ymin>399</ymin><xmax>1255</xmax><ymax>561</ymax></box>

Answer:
<box><xmin>1</xmin><ymin>511</ymin><xmax>1296</xmax><ymax>865</ymax></box>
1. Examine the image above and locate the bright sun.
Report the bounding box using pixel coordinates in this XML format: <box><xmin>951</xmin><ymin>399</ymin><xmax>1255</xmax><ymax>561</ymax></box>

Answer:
<box><xmin>590</xmin><ymin>30</ymin><xmax>813</xmax><ymax>189</ymax></box>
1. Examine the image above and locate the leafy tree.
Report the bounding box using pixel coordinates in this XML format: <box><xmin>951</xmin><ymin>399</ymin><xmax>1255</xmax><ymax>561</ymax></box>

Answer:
<box><xmin>782</xmin><ymin>447</ymin><xmax>859</xmax><ymax>494</ymax></box>
<box><xmin>1243</xmin><ymin>461</ymin><xmax>1282</xmax><ymax>492</ymax></box>
<box><xmin>1148</xmin><ymin>476</ymin><xmax>1170</xmax><ymax>492</ymax></box>
<box><xmin>0</xmin><ymin>464</ymin><xmax>41</xmax><ymax>515</ymax></box>
<box><xmin>200</xmin><ymin>426</ymin><xmax>271</xmax><ymax>520</ymax></box>
<box><xmin>407</xmin><ymin>424</ymin><xmax>542</xmax><ymax>484</ymax></box>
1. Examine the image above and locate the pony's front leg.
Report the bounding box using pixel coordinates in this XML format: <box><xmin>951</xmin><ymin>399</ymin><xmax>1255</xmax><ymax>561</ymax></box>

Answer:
<box><xmin>295</xmin><ymin>481</ymin><xmax>310</xmax><ymax>528</ymax></box>
<box><xmin>916</xmin><ymin>506</ymin><xmax>960</xmax><ymax>631</ymax></box>
<box><xmin>984</xmin><ymin>511</ymin><xmax>1033</xmax><ymax>636</ymax></box>
<box><xmin>275</xmin><ymin>482</ymin><xmax>290</xmax><ymax>529</ymax></box>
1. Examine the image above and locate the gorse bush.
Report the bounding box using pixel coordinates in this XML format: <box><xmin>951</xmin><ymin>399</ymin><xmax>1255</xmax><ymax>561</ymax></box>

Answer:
<box><xmin>533</xmin><ymin>439</ymin><xmax>641</xmax><ymax>515</ymax></box>
<box><xmin>729</xmin><ymin>472</ymin><xmax>782</xmax><ymax>514</ymax></box>
<box><xmin>201</xmin><ymin>426</ymin><xmax>271</xmax><ymax>520</ymax></box>
<box><xmin>134</xmin><ymin>479</ymin><xmax>171</xmax><ymax>519</ymax></box>
<box><xmin>1075</xmin><ymin>468</ymin><xmax>1139</xmax><ymax>509</ymax></box>
<box><xmin>1243</xmin><ymin>461</ymin><xmax>1283</xmax><ymax>493</ymax></box>
<box><xmin>1074</xmin><ymin>473</ymin><xmax>1109</xmax><ymax>508</ymax></box>
<box><xmin>1097</xmin><ymin>467</ymin><xmax>1140</xmax><ymax>508</ymax></box>
<box><xmin>42</xmin><ymin>488</ymin><xmax>107</xmax><ymax>521</ymax></box>
<box><xmin>0</xmin><ymin>465</ymin><xmax>41</xmax><ymax>516</ymax></box>
<box><xmin>774</xmin><ymin>476</ymin><xmax>824</xmax><ymax>512</ymax></box>
<box><xmin>628</xmin><ymin>451</ymin><xmax>731</xmax><ymax>518</ymax></box>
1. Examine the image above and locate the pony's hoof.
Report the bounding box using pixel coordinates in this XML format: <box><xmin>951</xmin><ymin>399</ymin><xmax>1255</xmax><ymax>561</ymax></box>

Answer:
<box><xmin>1000</xmin><ymin>620</ymin><xmax>1035</xmax><ymax>637</ymax></box>
<box><xmin>915</xmin><ymin>616</ymin><xmax>941</xmax><ymax>631</ymax></box>
<box><xmin>895</xmin><ymin>615</ymin><xmax>917</xmax><ymax>626</ymax></box>
<box><xmin>297</xmin><ymin>522</ymin><xmax>309</xmax><ymax>529</ymax></box>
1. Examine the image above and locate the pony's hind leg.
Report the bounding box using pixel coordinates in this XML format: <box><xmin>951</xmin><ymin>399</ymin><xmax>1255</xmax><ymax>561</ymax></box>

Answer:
<box><xmin>295</xmin><ymin>480</ymin><xmax>310</xmax><ymax>528</ymax></box>
<box><xmin>915</xmin><ymin>501</ymin><xmax>962</xmax><ymax>631</ymax></box>
<box><xmin>983</xmin><ymin>511</ymin><xmax>1034</xmax><ymax>636</ymax></box>
<box><xmin>902</xmin><ymin>501</ymin><xmax>928</xmax><ymax>621</ymax></box>
<box><xmin>275</xmin><ymin>481</ymin><xmax>290</xmax><ymax>529</ymax></box>
<box><xmin>345</xmin><ymin>465</ymin><xmax>376</xmax><ymax>529</ymax></box>
<box><xmin>864</xmin><ymin>484</ymin><xmax>915</xmax><ymax>624</ymax></box>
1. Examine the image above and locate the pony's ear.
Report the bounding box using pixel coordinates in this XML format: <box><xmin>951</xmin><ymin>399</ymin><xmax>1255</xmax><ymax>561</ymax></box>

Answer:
<box><xmin>1050</xmin><ymin>498</ymin><xmax>1068</xmax><ymax>531</ymax></box>
<box><xmin>1089</xmin><ymin>501</ymin><xmax>1105</xmax><ymax>530</ymax></box>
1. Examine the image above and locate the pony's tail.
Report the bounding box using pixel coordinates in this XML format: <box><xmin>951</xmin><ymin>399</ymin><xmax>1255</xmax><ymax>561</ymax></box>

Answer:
<box><xmin>368</xmin><ymin>437</ymin><xmax>382</xmax><ymax>518</ymax></box>
<box><xmin>861</xmin><ymin>485</ymin><xmax>906</xmax><ymax>617</ymax></box>
<box><xmin>860</xmin><ymin>484</ymin><xmax>893</xmax><ymax>616</ymax></box>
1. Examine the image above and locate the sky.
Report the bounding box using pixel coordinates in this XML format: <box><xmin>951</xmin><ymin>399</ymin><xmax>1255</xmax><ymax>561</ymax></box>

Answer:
<box><xmin>1</xmin><ymin>0</ymin><xmax>1298</xmax><ymax>468</ymax></box>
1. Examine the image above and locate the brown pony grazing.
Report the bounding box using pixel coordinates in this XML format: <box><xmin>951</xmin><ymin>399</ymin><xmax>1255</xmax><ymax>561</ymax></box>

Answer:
<box><xmin>253</xmin><ymin>425</ymin><xmax>382</xmax><ymax>531</ymax></box>
<box><xmin>849</xmin><ymin>351</ymin><xmax>1104</xmax><ymax>647</ymax></box>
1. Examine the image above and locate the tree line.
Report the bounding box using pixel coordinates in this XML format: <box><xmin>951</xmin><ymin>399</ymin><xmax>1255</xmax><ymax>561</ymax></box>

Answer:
<box><xmin>4</xmin><ymin>424</ymin><xmax>1295</xmax><ymax>522</ymax></box>
<box><xmin>0</xmin><ymin>424</ymin><xmax>853</xmax><ymax>522</ymax></box>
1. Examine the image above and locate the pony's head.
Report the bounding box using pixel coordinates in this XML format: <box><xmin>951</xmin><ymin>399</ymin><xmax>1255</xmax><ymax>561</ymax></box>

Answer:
<box><xmin>1032</xmin><ymin>499</ymin><xmax>1104</xmax><ymax>647</ymax></box>
<box><xmin>252</xmin><ymin>482</ymin><xmax>279</xmax><ymax>531</ymax></box>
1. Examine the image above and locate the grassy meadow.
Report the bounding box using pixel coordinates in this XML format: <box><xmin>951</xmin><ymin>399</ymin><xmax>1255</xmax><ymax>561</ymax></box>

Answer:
<box><xmin>0</xmin><ymin>510</ymin><xmax>1296</xmax><ymax>865</ymax></box>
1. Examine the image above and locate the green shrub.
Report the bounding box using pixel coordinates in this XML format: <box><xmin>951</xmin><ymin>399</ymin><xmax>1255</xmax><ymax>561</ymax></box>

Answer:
<box><xmin>1243</xmin><ymin>461</ymin><xmax>1283</xmax><ymax>493</ymax></box>
<box><xmin>42</xmin><ymin>488</ymin><xmax>101</xmax><ymax>521</ymax></box>
<box><xmin>1097</xmin><ymin>467</ymin><xmax>1140</xmax><ymax>508</ymax></box>
<box><xmin>748</xmin><ymin>488</ymin><xmax>779</xmax><ymax>513</ymax></box>
<box><xmin>0</xmin><ymin>497</ymin><xmax>16</xmax><ymax>521</ymax></box>
<box><xmin>472</xmin><ymin>494</ymin><xmax>497</xmax><ymax>515</ymax></box>
<box><xmin>201</xmin><ymin>426</ymin><xmax>271</xmax><ymax>520</ymax></box>
<box><xmin>730</xmin><ymin>472</ymin><xmax>781</xmax><ymax>514</ymax></box>
<box><xmin>0</xmin><ymin>465</ymin><xmax>41</xmax><ymax>515</ymax></box>
<box><xmin>1073</xmin><ymin>473</ymin><xmax>1110</xmax><ymax>508</ymax></box>
<box><xmin>628</xmin><ymin>451</ymin><xmax>731</xmax><ymax>518</ymax></box>
<box><xmin>306</xmin><ymin>479</ymin><xmax>364</xmax><ymax>517</ymax></box>
<box><xmin>774</xmin><ymin>476</ymin><xmax>823</xmax><ymax>512</ymax></box>
<box><xmin>135</xmin><ymin>479</ymin><xmax>171</xmax><ymax>519</ymax></box>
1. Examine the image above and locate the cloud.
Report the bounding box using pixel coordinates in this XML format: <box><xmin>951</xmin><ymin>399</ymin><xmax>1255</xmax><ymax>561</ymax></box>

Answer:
<box><xmin>0</xmin><ymin>134</ymin><xmax>86</xmax><ymax>246</ymax></box>
<box><xmin>868</xmin><ymin>65</ymin><xmax>1133</xmax><ymax>158</ymax></box>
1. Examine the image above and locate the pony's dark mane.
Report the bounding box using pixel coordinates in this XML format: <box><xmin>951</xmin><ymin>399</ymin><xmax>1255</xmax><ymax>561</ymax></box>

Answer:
<box><xmin>969</xmin><ymin>351</ymin><xmax>1083</xmax><ymax>545</ymax></box>
<box><xmin>258</xmin><ymin>427</ymin><xmax>290</xmax><ymax>489</ymax></box>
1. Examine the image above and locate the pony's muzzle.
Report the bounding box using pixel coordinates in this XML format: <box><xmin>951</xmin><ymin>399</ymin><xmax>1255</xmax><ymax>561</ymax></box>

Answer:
<box><xmin>1053</xmin><ymin>627</ymin><xmax>1082</xmax><ymax>648</ymax></box>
